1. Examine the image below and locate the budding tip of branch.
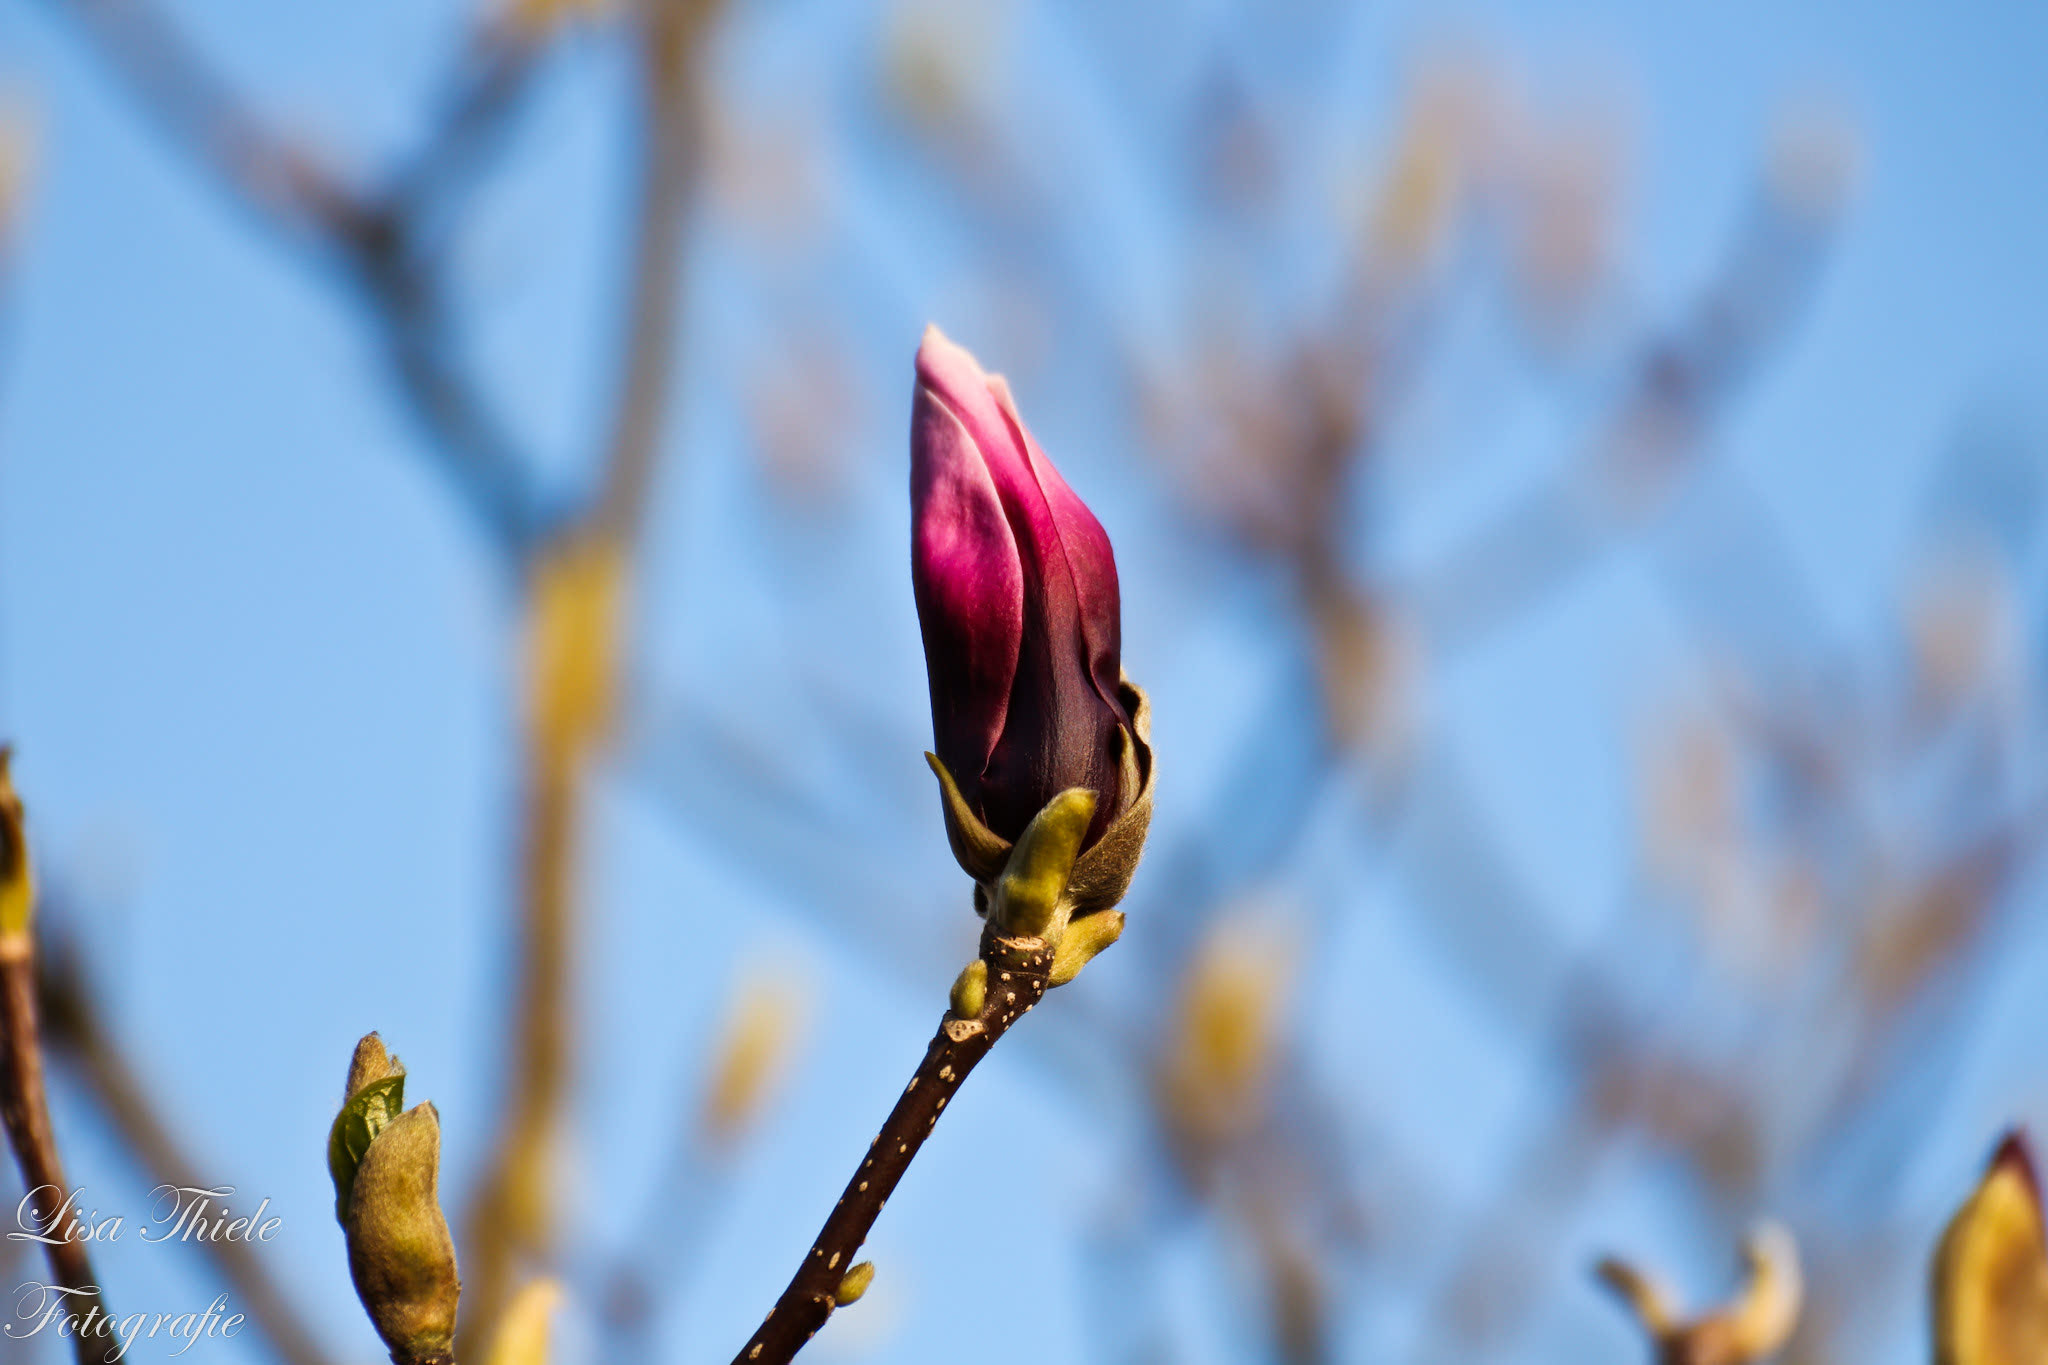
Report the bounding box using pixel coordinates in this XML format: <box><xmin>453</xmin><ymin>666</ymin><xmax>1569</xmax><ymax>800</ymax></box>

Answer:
<box><xmin>330</xmin><ymin>1036</ymin><xmax>459</xmax><ymax>1362</ymax></box>
<box><xmin>345</xmin><ymin>1032</ymin><xmax>404</xmax><ymax>1103</ymax></box>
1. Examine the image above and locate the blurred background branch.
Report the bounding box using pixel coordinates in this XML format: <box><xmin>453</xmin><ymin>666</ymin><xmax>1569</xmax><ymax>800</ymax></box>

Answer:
<box><xmin>34</xmin><ymin>925</ymin><xmax>337</xmax><ymax>1365</ymax></box>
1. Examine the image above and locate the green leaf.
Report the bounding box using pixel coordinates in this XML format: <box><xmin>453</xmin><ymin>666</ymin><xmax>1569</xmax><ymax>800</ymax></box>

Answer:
<box><xmin>328</xmin><ymin>1073</ymin><xmax>406</xmax><ymax>1223</ymax></box>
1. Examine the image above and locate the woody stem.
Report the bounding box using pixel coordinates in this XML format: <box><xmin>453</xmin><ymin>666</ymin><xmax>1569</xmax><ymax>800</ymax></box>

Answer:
<box><xmin>728</xmin><ymin>926</ymin><xmax>1053</xmax><ymax>1365</ymax></box>
<box><xmin>0</xmin><ymin>934</ymin><xmax>109</xmax><ymax>1365</ymax></box>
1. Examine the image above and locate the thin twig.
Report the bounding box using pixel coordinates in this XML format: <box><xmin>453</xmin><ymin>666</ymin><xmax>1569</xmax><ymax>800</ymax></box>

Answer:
<box><xmin>0</xmin><ymin>942</ymin><xmax>106</xmax><ymax>1365</ymax></box>
<box><xmin>593</xmin><ymin>0</ymin><xmax>715</xmax><ymax>544</ymax></box>
<box><xmin>455</xmin><ymin>4</ymin><xmax>713</xmax><ymax>1353</ymax></box>
<box><xmin>455</xmin><ymin>734</ymin><xmax>577</xmax><ymax>1365</ymax></box>
<box><xmin>730</xmin><ymin>926</ymin><xmax>1052</xmax><ymax>1365</ymax></box>
<box><xmin>0</xmin><ymin>756</ymin><xmax>109</xmax><ymax>1365</ymax></box>
<box><xmin>381</xmin><ymin>27</ymin><xmax>548</xmax><ymax>228</ymax></box>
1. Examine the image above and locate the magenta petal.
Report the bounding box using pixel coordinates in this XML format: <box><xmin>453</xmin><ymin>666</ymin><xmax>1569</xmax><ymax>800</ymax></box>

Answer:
<box><xmin>990</xmin><ymin>375</ymin><xmax>1125</xmax><ymax>720</ymax></box>
<box><xmin>911</xmin><ymin>376</ymin><xmax>1025</xmax><ymax>787</ymax></box>
<box><xmin>912</xmin><ymin>325</ymin><xmax>1132</xmax><ymax>847</ymax></box>
<box><xmin>1992</xmin><ymin>1129</ymin><xmax>2044</xmax><ymax>1223</ymax></box>
<box><xmin>916</xmin><ymin>327</ymin><xmax>1034</xmax><ymax>498</ymax></box>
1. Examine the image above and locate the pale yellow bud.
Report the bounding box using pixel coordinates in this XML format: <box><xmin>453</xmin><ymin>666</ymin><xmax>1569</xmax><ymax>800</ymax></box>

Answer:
<box><xmin>1932</xmin><ymin>1133</ymin><xmax>2048</xmax><ymax>1365</ymax></box>
<box><xmin>0</xmin><ymin>748</ymin><xmax>32</xmax><ymax>942</ymax></box>
<box><xmin>989</xmin><ymin>787</ymin><xmax>1096</xmax><ymax>940</ymax></box>
<box><xmin>834</xmin><ymin>1261</ymin><xmax>875</xmax><ymax>1307</ymax></box>
<box><xmin>1158</xmin><ymin>917</ymin><xmax>1296</xmax><ymax>1154</ymax></box>
<box><xmin>1597</xmin><ymin>1223</ymin><xmax>1801</xmax><ymax>1365</ymax></box>
<box><xmin>948</xmin><ymin>959</ymin><xmax>987</xmax><ymax>1021</ymax></box>
<box><xmin>700</xmin><ymin>971</ymin><xmax>804</xmax><ymax>1147</ymax></box>
<box><xmin>1049</xmin><ymin>910</ymin><xmax>1124</xmax><ymax>987</ymax></box>
<box><xmin>484</xmin><ymin>1278</ymin><xmax>563</xmax><ymax>1365</ymax></box>
<box><xmin>527</xmin><ymin>533</ymin><xmax>626</xmax><ymax>764</ymax></box>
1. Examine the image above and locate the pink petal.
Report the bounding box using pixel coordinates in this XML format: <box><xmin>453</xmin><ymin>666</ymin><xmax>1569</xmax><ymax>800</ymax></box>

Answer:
<box><xmin>989</xmin><ymin>374</ymin><xmax>1125</xmax><ymax>722</ymax></box>
<box><xmin>911</xmin><ymin>367</ymin><xmax>1025</xmax><ymax>781</ymax></box>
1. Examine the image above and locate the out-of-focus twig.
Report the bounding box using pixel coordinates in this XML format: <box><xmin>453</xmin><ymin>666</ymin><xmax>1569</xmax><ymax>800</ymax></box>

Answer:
<box><xmin>1598</xmin><ymin>1224</ymin><xmax>1802</xmax><ymax>1365</ymax></box>
<box><xmin>1413</xmin><ymin>158</ymin><xmax>1842</xmax><ymax>659</ymax></box>
<box><xmin>0</xmin><ymin>753</ymin><xmax>109</xmax><ymax>1365</ymax></box>
<box><xmin>39</xmin><ymin>0</ymin><xmax>546</xmax><ymax>559</ymax></box>
<box><xmin>591</xmin><ymin>0</ymin><xmax>713</xmax><ymax>545</ymax></box>
<box><xmin>456</xmin><ymin>3</ymin><xmax>716</xmax><ymax>1356</ymax></box>
<box><xmin>39</xmin><ymin>4</ymin><xmax>720</xmax><ymax>1359</ymax></box>
<box><xmin>381</xmin><ymin>25</ymin><xmax>548</xmax><ymax>231</ymax></box>
<box><xmin>38</xmin><ymin>0</ymin><xmax>367</xmax><ymax>244</ymax></box>
<box><xmin>455</xmin><ymin>533</ymin><xmax>611</xmax><ymax>1365</ymax></box>
<box><xmin>36</xmin><ymin>937</ymin><xmax>340</xmax><ymax>1365</ymax></box>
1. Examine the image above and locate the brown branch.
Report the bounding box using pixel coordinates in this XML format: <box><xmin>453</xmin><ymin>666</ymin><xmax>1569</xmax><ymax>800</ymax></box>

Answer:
<box><xmin>34</xmin><ymin>943</ymin><xmax>340</xmax><ymax>1365</ymax></box>
<box><xmin>0</xmin><ymin>938</ymin><xmax>108</xmax><ymax>1365</ymax></box>
<box><xmin>456</xmin><ymin>4</ymin><xmax>714</xmax><ymax>1353</ymax></box>
<box><xmin>730</xmin><ymin>927</ymin><xmax>1052</xmax><ymax>1365</ymax></box>
<box><xmin>454</xmin><ymin>735</ymin><xmax>578</xmax><ymax>1365</ymax></box>
<box><xmin>0</xmin><ymin>754</ymin><xmax>108</xmax><ymax>1365</ymax></box>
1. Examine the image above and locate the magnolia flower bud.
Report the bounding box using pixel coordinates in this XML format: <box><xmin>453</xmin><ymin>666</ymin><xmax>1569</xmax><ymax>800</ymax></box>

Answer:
<box><xmin>330</xmin><ymin>1035</ymin><xmax>460</xmax><ymax>1365</ymax></box>
<box><xmin>911</xmin><ymin>326</ymin><xmax>1154</xmax><ymax>930</ymax></box>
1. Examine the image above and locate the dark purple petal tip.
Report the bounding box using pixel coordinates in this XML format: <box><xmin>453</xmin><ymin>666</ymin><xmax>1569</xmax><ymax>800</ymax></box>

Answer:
<box><xmin>1991</xmin><ymin>1128</ymin><xmax>2043</xmax><ymax>1218</ymax></box>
